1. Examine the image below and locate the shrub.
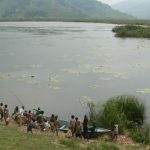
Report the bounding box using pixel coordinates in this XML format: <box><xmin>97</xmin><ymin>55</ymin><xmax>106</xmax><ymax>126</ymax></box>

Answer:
<box><xmin>87</xmin><ymin>95</ymin><xmax>145</xmax><ymax>133</ymax></box>
<box><xmin>130</xmin><ymin>125</ymin><xmax>150</xmax><ymax>144</ymax></box>
<box><xmin>116</xmin><ymin>95</ymin><xmax>145</xmax><ymax>123</ymax></box>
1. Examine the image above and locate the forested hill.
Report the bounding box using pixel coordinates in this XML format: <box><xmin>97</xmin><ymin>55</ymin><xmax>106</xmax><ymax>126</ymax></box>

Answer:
<box><xmin>112</xmin><ymin>0</ymin><xmax>150</xmax><ymax>19</ymax></box>
<box><xmin>0</xmin><ymin>0</ymin><xmax>133</xmax><ymax>20</ymax></box>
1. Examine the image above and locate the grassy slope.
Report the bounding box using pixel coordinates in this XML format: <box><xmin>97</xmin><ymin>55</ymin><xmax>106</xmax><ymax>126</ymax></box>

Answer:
<box><xmin>0</xmin><ymin>123</ymin><xmax>148</xmax><ymax>150</ymax></box>
<box><xmin>0</xmin><ymin>125</ymin><xmax>58</xmax><ymax>150</ymax></box>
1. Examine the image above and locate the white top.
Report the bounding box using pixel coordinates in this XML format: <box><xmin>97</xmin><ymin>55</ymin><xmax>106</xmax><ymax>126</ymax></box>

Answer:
<box><xmin>19</xmin><ymin>107</ymin><xmax>24</xmax><ymax>117</ymax></box>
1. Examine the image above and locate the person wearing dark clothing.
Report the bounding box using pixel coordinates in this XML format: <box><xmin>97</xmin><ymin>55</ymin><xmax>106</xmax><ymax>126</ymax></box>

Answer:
<box><xmin>0</xmin><ymin>103</ymin><xmax>3</xmax><ymax>121</ymax></box>
<box><xmin>83</xmin><ymin>115</ymin><xmax>88</xmax><ymax>140</ymax></box>
<box><xmin>50</xmin><ymin>114</ymin><xmax>55</xmax><ymax>133</ymax></box>
<box><xmin>3</xmin><ymin>104</ymin><xmax>10</xmax><ymax>125</ymax></box>
<box><xmin>54</xmin><ymin>115</ymin><xmax>59</xmax><ymax>136</ymax></box>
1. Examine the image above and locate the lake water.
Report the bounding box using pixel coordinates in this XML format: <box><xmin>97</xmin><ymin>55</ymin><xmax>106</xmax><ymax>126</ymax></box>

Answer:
<box><xmin>0</xmin><ymin>22</ymin><xmax>150</xmax><ymax>120</ymax></box>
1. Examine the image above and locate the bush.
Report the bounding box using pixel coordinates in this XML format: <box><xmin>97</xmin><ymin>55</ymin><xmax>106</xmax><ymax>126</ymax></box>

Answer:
<box><xmin>130</xmin><ymin>129</ymin><xmax>145</xmax><ymax>143</ymax></box>
<box><xmin>130</xmin><ymin>125</ymin><xmax>150</xmax><ymax>144</ymax></box>
<box><xmin>87</xmin><ymin>95</ymin><xmax>145</xmax><ymax>133</ymax></box>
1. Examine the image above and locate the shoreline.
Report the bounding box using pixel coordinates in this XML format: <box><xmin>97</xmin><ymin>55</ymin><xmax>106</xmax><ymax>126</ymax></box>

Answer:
<box><xmin>0</xmin><ymin>19</ymin><xmax>150</xmax><ymax>26</ymax></box>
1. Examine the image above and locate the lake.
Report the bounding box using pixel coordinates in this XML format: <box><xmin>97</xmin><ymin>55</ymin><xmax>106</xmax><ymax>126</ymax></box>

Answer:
<box><xmin>0</xmin><ymin>22</ymin><xmax>150</xmax><ymax>120</ymax></box>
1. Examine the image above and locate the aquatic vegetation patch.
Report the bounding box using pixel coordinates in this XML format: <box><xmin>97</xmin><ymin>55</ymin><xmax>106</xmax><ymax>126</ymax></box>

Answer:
<box><xmin>17</xmin><ymin>75</ymin><xmax>40</xmax><ymax>85</ymax></box>
<box><xmin>112</xmin><ymin>25</ymin><xmax>150</xmax><ymax>38</ymax></box>
<box><xmin>0</xmin><ymin>73</ymin><xmax>12</xmax><ymax>80</ymax></box>
<box><xmin>61</xmin><ymin>68</ymin><xmax>89</xmax><ymax>75</ymax></box>
<box><xmin>88</xmin><ymin>84</ymin><xmax>103</xmax><ymax>89</ymax></box>
<box><xmin>62</xmin><ymin>64</ymin><xmax>128</xmax><ymax>80</ymax></box>
<box><xmin>136</xmin><ymin>88</ymin><xmax>150</xmax><ymax>94</ymax></box>
<box><xmin>13</xmin><ymin>64</ymin><xmax>43</xmax><ymax>69</ymax></box>
<box><xmin>131</xmin><ymin>63</ymin><xmax>150</xmax><ymax>71</ymax></box>
<box><xmin>131</xmin><ymin>63</ymin><xmax>142</xmax><ymax>69</ymax></box>
<box><xmin>48</xmin><ymin>75</ymin><xmax>61</xmax><ymax>90</ymax></box>
<box><xmin>99</xmin><ymin>77</ymin><xmax>113</xmax><ymax>81</ymax></box>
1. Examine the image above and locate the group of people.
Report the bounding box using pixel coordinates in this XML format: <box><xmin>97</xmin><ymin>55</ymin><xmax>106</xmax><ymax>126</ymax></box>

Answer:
<box><xmin>69</xmin><ymin>115</ymin><xmax>88</xmax><ymax>140</ymax></box>
<box><xmin>0</xmin><ymin>102</ymin><xmax>119</xmax><ymax>141</ymax></box>
<box><xmin>0</xmin><ymin>103</ymin><xmax>89</xmax><ymax>139</ymax></box>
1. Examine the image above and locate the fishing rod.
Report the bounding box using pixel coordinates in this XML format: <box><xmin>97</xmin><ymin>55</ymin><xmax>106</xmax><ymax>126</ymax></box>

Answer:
<box><xmin>9</xmin><ymin>90</ymin><xmax>24</xmax><ymax>107</ymax></box>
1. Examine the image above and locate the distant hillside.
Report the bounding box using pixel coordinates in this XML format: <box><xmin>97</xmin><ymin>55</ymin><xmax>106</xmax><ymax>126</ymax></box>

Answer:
<box><xmin>112</xmin><ymin>0</ymin><xmax>150</xmax><ymax>19</ymax></box>
<box><xmin>0</xmin><ymin>0</ymin><xmax>133</xmax><ymax>20</ymax></box>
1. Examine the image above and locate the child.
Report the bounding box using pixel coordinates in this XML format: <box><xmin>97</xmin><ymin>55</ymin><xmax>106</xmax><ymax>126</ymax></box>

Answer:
<box><xmin>113</xmin><ymin>124</ymin><xmax>118</xmax><ymax>141</ymax></box>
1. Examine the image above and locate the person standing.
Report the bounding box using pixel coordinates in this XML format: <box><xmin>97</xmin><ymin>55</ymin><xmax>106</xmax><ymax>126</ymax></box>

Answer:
<box><xmin>70</xmin><ymin>115</ymin><xmax>75</xmax><ymax>137</ymax></box>
<box><xmin>12</xmin><ymin>106</ymin><xmax>19</xmax><ymax>123</ymax></box>
<box><xmin>114</xmin><ymin>124</ymin><xmax>118</xmax><ymax>141</ymax></box>
<box><xmin>83</xmin><ymin>115</ymin><xmax>88</xmax><ymax>140</ymax></box>
<box><xmin>39</xmin><ymin>111</ymin><xmax>45</xmax><ymax>132</ymax></box>
<box><xmin>3</xmin><ymin>104</ymin><xmax>10</xmax><ymax>125</ymax></box>
<box><xmin>75</xmin><ymin>117</ymin><xmax>82</xmax><ymax>138</ymax></box>
<box><xmin>27</xmin><ymin>110</ymin><xmax>33</xmax><ymax>134</ymax></box>
<box><xmin>19</xmin><ymin>106</ymin><xmax>25</xmax><ymax>126</ymax></box>
<box><xmin>19</xmin><ymin>106</ymin><xmax>25</xmax><ymax>117</ymax></box>
<box><xmin>50</xmin><ymin>114</ymin><xmax>55</xmax><ymax>133</ymax></box>
<box><xmin>54</xmin><ymin>115</ymin><xmax>59</xmax><ymax>136</ymax></box>
<box><xmin>0</xmin><ymin>103</ymin><xmax>3</xmax><ymax>121</ymax></box>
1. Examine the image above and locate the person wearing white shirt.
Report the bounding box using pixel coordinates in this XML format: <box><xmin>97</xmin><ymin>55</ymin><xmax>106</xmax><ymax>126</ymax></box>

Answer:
<box><xmin>19</xmin><ymin>106</ymin><xmax>25</xmax><ymax>117</ymax></box>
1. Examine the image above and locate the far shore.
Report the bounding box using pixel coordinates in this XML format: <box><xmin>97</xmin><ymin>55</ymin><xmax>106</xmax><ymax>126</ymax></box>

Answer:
<box><xmin>0</xmin><ymin>19</ymin><xmax>150</xmax><ymax>26</ymax></box>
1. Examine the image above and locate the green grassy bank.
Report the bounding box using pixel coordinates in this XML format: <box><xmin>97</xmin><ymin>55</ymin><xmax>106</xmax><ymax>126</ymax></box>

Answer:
<box><xmin>0</xmin><ymin>123</ymin><xmax>149</xmax><ymax>150</ymax></box>
<box><xmin>0</xmin><ymin>124</ymin><xmax>119</xmax><ymax>150</ymax></box>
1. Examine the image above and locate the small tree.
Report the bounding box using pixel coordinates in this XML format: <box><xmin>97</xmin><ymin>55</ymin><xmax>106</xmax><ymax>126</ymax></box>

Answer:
<box><xmin>87</xmin><ymin>101</ymin><xmax>96</xmax><ymax>123</ymax></box>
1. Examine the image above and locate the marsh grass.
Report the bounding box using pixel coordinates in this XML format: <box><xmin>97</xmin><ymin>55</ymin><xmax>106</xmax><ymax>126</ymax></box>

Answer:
<box><xmin>112</xmin><ymin>25</ymin><xmax>150</xmax><ymax>38</ymax></box>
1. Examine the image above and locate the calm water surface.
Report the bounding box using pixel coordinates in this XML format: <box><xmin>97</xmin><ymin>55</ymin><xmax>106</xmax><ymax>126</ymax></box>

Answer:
<box><xmin>0</xmin><ymin>22</ymin><xmax>150</xmax><ymax>120</ymax></box>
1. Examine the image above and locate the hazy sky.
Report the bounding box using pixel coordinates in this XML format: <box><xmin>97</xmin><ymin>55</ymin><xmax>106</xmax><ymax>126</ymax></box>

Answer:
<box><xmin>98</xmin><ymin>0</ymin><xmax>125</xmax><ymax>5</ymax></box>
